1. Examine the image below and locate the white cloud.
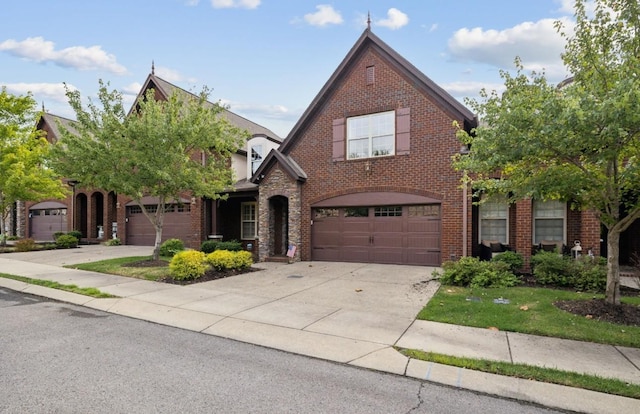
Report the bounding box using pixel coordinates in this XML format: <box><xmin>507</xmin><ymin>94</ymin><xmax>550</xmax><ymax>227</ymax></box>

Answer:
<box><xmin>442</xmin><ymin>81</ymin><xmax>506</xmax><ymax>98</ymax></box>
<box><xmin>303</xmin><ymin>5</ymin><xmax>343</xmax><ymax>27</ymax></box>
<box><xmin>210</xmin><ymin>0</ymin><xmax>260</xmax><ymax>9</ymax></box>
<box><xmin>154</xmin><ymin>66</ymin><xmax>197</xmax><ymax>84</ymax></box>
<box><xmin>447</xmin><ymin>18</ymin><xmax>572</xmax><ymax>79</ymax></box>
<box><xmin>222</xmin><ymin>100</ymin><xmax>294</xmax><ymax>120</ymax></box>
<box><xmin>555</xmin><ymin>0</ymin><xmax>596</xmax><ymax>15</ymax></box>
<box><xmin>375</xmin><ymin>8</ymin><xmax>409</xmax><ymax>30</ymax></box>
<box><xmin>3</xmin><ymin>82</ymin><xmax>76</xmax><ymax>105</ymax></box>
<box><xmin>122</xmin><ymin>82</ymin><xmax>143</xmax><ymax>95</ymax></box>
<box><xmin>0</xmin><ymin>37</ymin><xmax>127</xmax><ymax>75</ymax></box>
<box><xmin>185</xmin><ymin>0</ymin><xmax>200</xmax><ymax>5</ymax></box>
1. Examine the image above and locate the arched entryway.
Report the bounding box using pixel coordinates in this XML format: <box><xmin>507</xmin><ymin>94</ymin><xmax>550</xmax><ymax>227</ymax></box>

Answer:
<box><xmin>91</xmin><ymin>192</ymin><xmax>104</xmax><ymax>239</ymax></box>
<box><xmin>269</xmin><ymin>196</ymin><xmax>289</xmax><ymax>256</ymax></box>
<box><xmin>76</xmin><ymin>193</ymin><xmax>88</xmax><ymax>238</ymax></box>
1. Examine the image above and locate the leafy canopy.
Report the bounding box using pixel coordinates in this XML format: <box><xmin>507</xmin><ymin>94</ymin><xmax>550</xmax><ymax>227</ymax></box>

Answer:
<box><xmin>54</xmin><ymin>81</ymin><xmax>247</xmax><ymax>202</ymax></box>
<box><xmin>53</xmin><ymin>80</ymin><xmax>248</xmax><ymax>259</ymax></box>
<box><xmin>0</xmin><ymin>87</ymin><xmax>67</xmax><ymax>242</ymax></box>
<box><xmin>454</xmin><ymin>0</ymin><xmax>640</xmax><ymax>304</ymax></box>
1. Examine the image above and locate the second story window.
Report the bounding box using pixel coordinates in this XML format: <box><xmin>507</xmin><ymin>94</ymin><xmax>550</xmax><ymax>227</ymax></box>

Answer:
<box><xmin>347</xmin><ymin>111</ymin><xmax>395</xmax><ymax>159</ymax></box>
<box><xmin>251</xmin><ymin>145</ymin><xmax>263</xmax><ymax>174</ymax></box>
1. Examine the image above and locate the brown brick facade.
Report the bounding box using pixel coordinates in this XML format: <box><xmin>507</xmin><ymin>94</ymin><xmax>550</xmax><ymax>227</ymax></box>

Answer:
<box><xmin>283</xmin><ymin>42</ymin><xmax>470</xmax><ymax>263</ymax></box>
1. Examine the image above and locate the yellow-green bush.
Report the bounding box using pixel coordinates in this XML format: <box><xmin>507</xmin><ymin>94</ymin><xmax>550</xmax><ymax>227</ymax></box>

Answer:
<box><xmin>169</xmin><ymin>250</ymin><xmax>208</xmax><ymax>280</ymax></box>
<box><xmin>206</xmin><ymin>250</ymin><xmax>253</xmax><ymax>271</ymax></box>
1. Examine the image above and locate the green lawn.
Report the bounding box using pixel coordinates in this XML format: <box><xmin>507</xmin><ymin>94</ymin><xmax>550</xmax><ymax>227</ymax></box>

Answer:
<box><xmin>398</xmin><ymin>348</ymin><xmax>640</xmax><ymax>400</ymax></box>
<box><xmin>67</xmin><ymin>256</ymin><xmax>171</xmax><ymax>281</ymax></box>
<box><xmin>418</xmin><ymin>285</ymin><xmax>640</xmax><ymax>348</ymax></box>
<box><xmin>0</xmin><ymin>273</ymin><xmax>116</xmax><ymax>298</ymax></box>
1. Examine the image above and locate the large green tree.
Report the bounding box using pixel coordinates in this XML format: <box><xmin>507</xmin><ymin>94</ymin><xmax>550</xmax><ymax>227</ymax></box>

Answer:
<box><xmin>0</xmin><ymin>88</ymin><xmax>67</xmax><ymax>245</ymax></box>
<box><xmin>53</xmin><ymin>81</ymin><xmax>247</xmax><ymax>259</ymax></box>
<box><xmin>455</xmin><ymin>0</ymin><xmax>640</xmax><ymax>305</ymax></box>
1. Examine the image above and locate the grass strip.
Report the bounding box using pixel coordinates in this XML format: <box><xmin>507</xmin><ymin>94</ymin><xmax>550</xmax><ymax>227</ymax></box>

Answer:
<box><xmin>67</xmin><ymin>256</ymin><xmax>170</xmax><ymax>281</ymax></box>
<box><xmin>0</xmin><ymin>273</ymin><xmax>117</xmax><ymax>298</ymax></box>
<box><xmin>397</xmin><ymin>348</ymin><xmax>640</xmax><ymax>400</ymax></box>
<box><xmin>419</xmin><ymin>286</ymin><xmax>640</xmax><ymax>348</ymax></box>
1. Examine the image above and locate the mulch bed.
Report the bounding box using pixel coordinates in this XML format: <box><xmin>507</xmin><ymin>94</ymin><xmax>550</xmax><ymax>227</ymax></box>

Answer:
<box><xmin>122</xmin><ymin>259</ymin><xmax>258</xmax><ymax>285</ymax></box>
<box><xmin>518</xmin><ymin>273</ymin><xmax>640</xmax><ymax>327</ymax></box>
<box><xmin>554</xmin><ymin>299</ymin><xmax>640</xmax><ymax>327</ymax></box>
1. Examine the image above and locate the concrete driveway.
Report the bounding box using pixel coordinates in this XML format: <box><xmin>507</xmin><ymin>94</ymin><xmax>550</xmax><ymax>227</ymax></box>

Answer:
<box><xmin>3</xmin><ymin>245</ymin><xmax>440</xmax><ymax>348</ymax></box>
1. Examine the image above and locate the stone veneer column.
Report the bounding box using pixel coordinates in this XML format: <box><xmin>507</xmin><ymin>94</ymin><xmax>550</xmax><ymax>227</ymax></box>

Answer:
<box><xmin>258</xmin><ymin>166</ymin><xmax>302</xmax><ymax>262</ymax></box>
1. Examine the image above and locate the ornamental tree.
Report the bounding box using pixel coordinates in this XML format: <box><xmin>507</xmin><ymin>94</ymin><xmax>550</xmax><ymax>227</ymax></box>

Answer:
<box><xmin>0</xmin><ymin>88</ymin><xmax>67</xmax><ymax>245</ymax></box>
<box><xmin>53</xmin><ymin>81</ymin><xmax>247</xmax><ymax>259</ymax></box>
<box><xmin>455</xmin><ymin>0</ymin><xmax>640</xmax><ymax>305</ymax></box>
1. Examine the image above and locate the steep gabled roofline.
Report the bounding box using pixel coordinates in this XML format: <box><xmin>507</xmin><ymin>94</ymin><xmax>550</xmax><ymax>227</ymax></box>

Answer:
<box><xmin>279</xmin><ymin>29</ymin><xmax>477</xmax><ymax>154</ymax></box>
<box><xmin>37</xmin><ymin>112</ymin><xmax>79</xmax><ymax>141</ymax></box>
<box><xmin>129</xmin><ymin>73</ymin><xmax>282</xmax><ymax>141</ymax></box>
<box><xmin>250</xmin><ymin>149</ymin><xmax>307</xmax><ymax>184</ymax></box>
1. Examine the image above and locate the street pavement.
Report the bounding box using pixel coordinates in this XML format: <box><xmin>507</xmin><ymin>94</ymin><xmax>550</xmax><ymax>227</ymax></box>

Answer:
<box><xmin>0</xmin><ymin>245</ymin><xmax>638</xmax><ymax>414</ymax></box>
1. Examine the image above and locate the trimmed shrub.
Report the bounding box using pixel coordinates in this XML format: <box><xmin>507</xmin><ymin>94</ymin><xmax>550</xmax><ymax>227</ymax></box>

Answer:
<box><xmin>105</xmin><ymin>238</ymin><xmax>121</xmax><ymax>246</ymax></box>
<box><xmin>200</xmin><ymin>240</ymin><xmax>219</xmax><ymax>254</ymax></box>
<box><xmin>56</xmin><ymin>234</ymin><xmax>78</xmax><ymax>249</ymax></box>
<box><xmin>159</xmin><ymin>238</ymin><xmax>185</xmax><ymax>257</ymax></box>
<box><xmin>491</xmin><ymin>250</ymin><xmax>524</xmax><ymax>273</ymax></box>
<box><xmin>215</xmin><ymin>240</ymin><xmax>243</xmax><ymax>252</ymax></box>
<box><xmin>68</xmin><ymin>230</ymin><xmax>83</xmax><ymax>241</ymax></box>
<box><xmin>571</xmin><ymin>257</ymin><xmax>607</xmax><ymax>292</ymax></box>
<box><xmin>206</xmin><ymin>250</ymin><xmax>253</xmax><ymax>271</ymax></box>
<box><xmin>531</xmin><ymin>251</ymin><xmax>573</xmax><ymax>286</ymax></box>
<box><xmin>53</xmin><ymin>231</ymin><xmax>65</xmax><ymax>241</ymax></box>
<box><xmin>15</xmin><ymin>238</ymin><xmax>37</xmax><ymax>252</ymax></box>
<box><xmin>436</xmin><ymin>256</ymin><xmax>520</xmax><ymax>288</ymax></box>
<box><xmin>531</xmin><ymin>251</ymin><xmax>607</xmax><ymax>292</ymax></box>
<box><xmin>169</xmin><ymin>250</ymin><xmax>208</xmax><ymax>280</ymax></box>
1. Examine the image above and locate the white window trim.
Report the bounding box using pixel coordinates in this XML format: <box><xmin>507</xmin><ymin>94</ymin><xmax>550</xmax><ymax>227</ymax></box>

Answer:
<box><xmin>478</xmin><ymin>196</ymin><xmax>509</xmax><ymax>244</ymax></box>
<box><xmin>532</xmin><ymin>200</ymin><xmax>566</xmax><ymax>245</ymax></box>
<box><xmin>346</xmin><ymin>110</ymin><xmax>395</xmax><ymax>160</ymax></box>
<box><xmin>251</xmin><ymin>145</ymin><xmax>263</xmax><ymax>175</ymax></box>
<box><xmin>241</xmin><ymin>202</ymin><xmax>257</xmax><ymax>240</ymax></box>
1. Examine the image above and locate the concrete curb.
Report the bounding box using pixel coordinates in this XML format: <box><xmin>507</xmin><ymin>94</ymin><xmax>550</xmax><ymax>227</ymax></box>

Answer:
<box><xmin>1</xmin><ymin>278</ymin><xmax>638</xmax><ymax>414</ymax></box>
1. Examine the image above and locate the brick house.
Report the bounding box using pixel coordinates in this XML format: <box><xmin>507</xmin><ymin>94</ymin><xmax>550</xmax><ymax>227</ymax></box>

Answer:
<box><xmin>23</xmin><ymin>72</ymin><xmax>281</xmax><ymax>251</ymax></box>
<box><xmin>252</xmin><ymin>28</ymin><xmax>611</xmax><ymax>267</ymax></box>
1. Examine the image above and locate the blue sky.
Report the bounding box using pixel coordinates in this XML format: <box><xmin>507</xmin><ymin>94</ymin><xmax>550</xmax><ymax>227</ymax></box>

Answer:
<box><xmin>1</xmin><ymin>0</ymin><xmax>581</xmax><ymax>138</ymax></box>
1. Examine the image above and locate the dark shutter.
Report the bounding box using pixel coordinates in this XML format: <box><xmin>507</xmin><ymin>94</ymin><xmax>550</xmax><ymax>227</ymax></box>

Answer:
<box><xmin>396</xmin><ymin>108</ymin><xmax>410</xmax><ymax>155</ymax></box>
<box><xmin>332</xmin><ymin>118</ymin><xmax>345</xmax><ymax>161</ymax></box>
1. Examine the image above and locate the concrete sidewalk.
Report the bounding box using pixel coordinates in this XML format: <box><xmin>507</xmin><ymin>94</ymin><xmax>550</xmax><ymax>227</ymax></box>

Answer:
<box><xmin>0</xmin><ymin>245</ymin><xmax>638</xmax><ymax>413</ymax></box>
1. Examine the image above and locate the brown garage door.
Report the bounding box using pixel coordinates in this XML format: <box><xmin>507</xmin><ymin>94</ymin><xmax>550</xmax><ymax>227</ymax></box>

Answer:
<box><xmin>126</xmin><ymin>204</ymin><xmax>192</xmax><ymax>245</ymax></box>
<box><xmin>29</xmin><ymin>202</ymin><xmax>68</xmax><ymax>242</ymax></box>
<box><xmin>311</xmin><ymin>205</ymin><xmax>441</xmax><ymax>266</ymax></box>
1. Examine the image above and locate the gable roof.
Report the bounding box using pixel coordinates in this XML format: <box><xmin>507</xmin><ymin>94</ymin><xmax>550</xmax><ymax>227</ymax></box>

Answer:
<box><xmin>134</xmin><ymin>74</ymin><xmax>282</xmax><ymax>141</ymax></box>
<box><xmin>37</xmin><ymin>112</ymin><xmax>78</xmax><ymax>142</ymax></box>
<box><xmin>250</xmin><ymin>149</ymin><xmax>307</xmax><ymax>184</ymax></box>
<box><xmin>279</xmin><ymin>29</ymin><xmax>477</xmax><ymax>154</ymax></box>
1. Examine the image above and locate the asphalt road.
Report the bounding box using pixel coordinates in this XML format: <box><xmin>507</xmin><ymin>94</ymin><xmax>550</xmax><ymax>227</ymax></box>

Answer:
<box><xmin>0</xmin><ymin>288</ymin><xmax>561</xmax><ymax>414</ymax></box>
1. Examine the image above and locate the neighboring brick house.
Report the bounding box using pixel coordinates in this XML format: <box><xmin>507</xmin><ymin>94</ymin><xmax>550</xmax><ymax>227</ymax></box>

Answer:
<box><xmin>23</xmin><ymin>72</ymin><xmax>281</xmax><ymax>251</ymax></box>
<box><xmin>252</xmin><ymin>28</ymin><xmax>608</xmax><ymax>267</ymax></box>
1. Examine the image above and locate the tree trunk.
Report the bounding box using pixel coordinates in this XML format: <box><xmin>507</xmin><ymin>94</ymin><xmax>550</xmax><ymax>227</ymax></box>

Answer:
<box><xmin>605</xmin><ymin>227</ymin><xmax>621</xmax><ymax>305</ymax></box>
<box><xmin>0</xmin><ymin>195</ymin><xmax>7</xmax><ymax>247</ymax></box>
<box><xmin>151</xmin><ymin>199</ymin><xmax>166</xmax><ymax>261</ymax></box>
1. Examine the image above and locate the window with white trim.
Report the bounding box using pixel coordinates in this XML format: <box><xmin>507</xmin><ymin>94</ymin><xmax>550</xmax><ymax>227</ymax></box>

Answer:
<box><xmin>533</xmin><ymin>200</ymin><xmax>566</xmax><ymax>244</ymax></box>
<box><xmin>251</xmin><ymin>145</ymin><xmax>263</xmax><ymax>174</ymax></box>
<box><xmin>241</xmin><ymin>202</ymin><xmax>257</xmax><ymax>240</ymax></box>
<box><xmin>347</xmin><ymin>111</ymin><xmax>395</xmax><ymax>159</ymax></box>
<box><xmin>479</xmin><ymin>195</ymin><xmax>509</xmax><ymax>244</ymax></box>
